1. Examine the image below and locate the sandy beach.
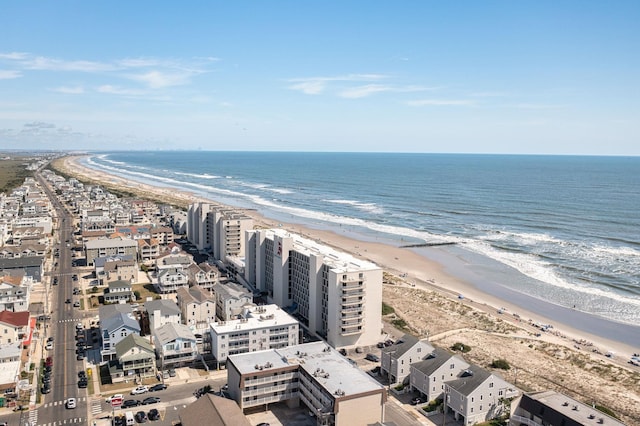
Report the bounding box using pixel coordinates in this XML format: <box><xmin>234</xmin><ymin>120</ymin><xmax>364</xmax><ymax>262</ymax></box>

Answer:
<box><xmin>55</xmin><ymin>155</ymin><xmax>640</xmax><ymax>424</ymax></box>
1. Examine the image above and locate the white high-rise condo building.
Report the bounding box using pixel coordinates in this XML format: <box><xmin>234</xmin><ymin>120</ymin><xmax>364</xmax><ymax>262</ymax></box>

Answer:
<box><xmin>187</xmin><ymin>202</ymin><xmax>253</xmax><ymax>260</ymax></box>
<box><xmin>245</xmin><ymin>228</ymin><xmax>382</xmax><ymax>349</ymax></box>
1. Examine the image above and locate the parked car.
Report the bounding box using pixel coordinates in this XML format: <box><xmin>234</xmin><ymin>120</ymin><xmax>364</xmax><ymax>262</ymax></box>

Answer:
<box><xmin>131</xmin><ymin>385</ymin><xmax>148</xmax><ymax>395</ymax></box>
<box><xmin>135</xmin><ymin>411</ymin><xmax>147</xmax><ymax>423</ymax></box>
<box><xmin>411</xmin><ymin>396</ymin><xmax>427</xmax><ymax>405</ymax></box>
<box><xmin>148</xmin><ymin>384</ymin><xmax>167</xmax><ymax>392</ymax></box>
<box><xmin>365</xmin><ymin>353</ymin><xmax>380</xmax><ymax>362</ymax></box>
<box><xmin>142</xmin><ymin>396</ymin><xmax>160</xmax><ymax>405</ymax></box>
<box><xmin>121</xmin><ymin>399</ymin><xmax>141</xmax><ymax>408</ymax></box>
<box><xmin>76</xmin><ymin>351</ymin><xmax>85</xmax><ymax>360</ymax></box>
<box><xmin>41</xmin><ymin>384</ymin><xmax>51</xmax><ymax>394</ymax></box>
<box><xmin>45</xmin><ymin>356</ymin><xmax>53</xmax><ymax>367</ymax></box>
<box><xmin>73</xmin><ymin>301</ymin><xmax>80</xmax><ymax>308</ymax></box>
<box><xmin>148</xmin><ymin>408</ymin><xmax>160</xmax><ymax>421</ymax></box>
<box><xmin>78</xmin><ymin>379</ymin><xmax>88</xmax><ymax>388</ymax></box>
<box><xmin>338</xmin><ymin>348</ymin><xmax>347</xmax><ymax>356</ymax></box>
<box><xmin>45</xmin><ymin>341</ymin><xmax>54</xmax><ymax>350</ymax></box>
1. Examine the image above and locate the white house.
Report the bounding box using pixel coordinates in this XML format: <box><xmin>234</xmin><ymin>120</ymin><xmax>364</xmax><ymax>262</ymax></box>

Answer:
<box><xmin>144</xmin><ymin>299</ymin><xmax>182</xmax><ymax>331</ymax></box>
<box><xmin>153</xmin><ymin>322</ymin><xmax>198</xmax><ymax>368</ymax></box>
<box><xmin>176</xmin><ymin>285</ymin><xmax>216</xmax><ymax>331</ymax></box>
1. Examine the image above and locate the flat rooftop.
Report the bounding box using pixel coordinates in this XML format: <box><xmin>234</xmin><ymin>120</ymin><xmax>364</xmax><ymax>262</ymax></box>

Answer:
<box><xmin>230</xmin><ymin>341</ymin><xmax>384</xmax><ymax>397</ymax></box>
<box><xmin>527</xmin><ymin>391</ymin><xmax>625</xmax><ymax>426</ymax></box>
<box><xmin>267</xmin><ymin>228</ymin><xmax>380</xmax><ymax>272</ymax></box>
<box><xmin>211</xmin><ymin>304</ymin><xmax>297</xmax><ymax>334</ymax></box>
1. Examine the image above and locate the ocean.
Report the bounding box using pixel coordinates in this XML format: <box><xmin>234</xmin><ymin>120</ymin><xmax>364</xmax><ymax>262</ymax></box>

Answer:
<box><xmin>82</xmin><ymin>152</ymin><xmax>640</xmax><ymax>328</ymax></box>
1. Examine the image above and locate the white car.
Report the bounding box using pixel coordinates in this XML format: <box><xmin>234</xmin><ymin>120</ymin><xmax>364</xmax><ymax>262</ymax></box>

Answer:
<box><xmin>105</xmin><ymin>393</ymin><xmax>123</xmax><ymax>403</ymax></box>
<box><xmin>66</xmin><ymin>398</ymin><xmax>76</xmax><ymax>409</ymax></box>
<box><xmin>130</xmin><ymin>385</ymin><xmax>148</xmax><ymax>395</ymax></box>
<box><xmin>45</xmin><ymin>342</ymin><xmax>54</xmax><ymax>350</ymax></box>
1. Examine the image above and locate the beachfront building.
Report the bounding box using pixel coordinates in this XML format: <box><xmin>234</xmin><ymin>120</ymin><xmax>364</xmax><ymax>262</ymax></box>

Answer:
<box><xmin>186</xmin><ymin>202</ymin><xmax>253</xmax><ymax>260</ymax></box>
<box><xmin>380</xmin><ymin>334</ymin><xmax>435</xmax><ymax>385</ymax></box>
<box><xmin>244</xmin><ymin>228</ymin><xmax>383</xmax><ymax>349</ymax></box>
<box><xmin>85</xmin><ymin>237</ymin><xmax>138</xmax><ymax>266</ymax></box>
<box><xmin>444</xmin><ymin>364</ymin><xmax>518</xmax><ymax>425</ymax></box>
<box><xmin>227</xmin><ymin>341</ymin><xmax>386</xmax><ymax>425</ymax></box>
<box><xmin>409</xmin><ymin>347</ymin><xmax>470</xmax><ymax>402</ymax></box>
<box><xmin>153</xmin><ymin>322</ymin><xmax>198</xmax><ymax>368</ymax></box>
<box><xmin>510</xmin><ymin>390</ymin><xmax>625</xmax><ymax>426</ymax></box>
<box><xmin>176</xmin><ymin>285</ymin><xmax>216</xmax><ymax>330</ymax></box>
<box><xmin>215</xmin><ymin>281</ymin><xmax>253</xmax><ymax>321</ymax></box>
<box><xmin>209</xmin><ymin>304</ymin><xmax>298</xmax><ymax>364</ymax></box>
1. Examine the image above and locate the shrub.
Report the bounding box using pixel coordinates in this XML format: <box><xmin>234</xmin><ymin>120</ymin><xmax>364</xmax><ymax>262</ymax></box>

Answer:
<box><xmin>382</xmin><ymin>302</ymin><xmax>395</xmax><ymax>315</ymax></box>
<box><xmin>490</xmin><ymin>359</ymin><xmax>511</xmax><ymax>370</ymax></box>
<box><xmin>133</xmin><ymin>291</ymin><xmax>141</xmax><ymax>300</ymax></box>
<box><xmin>451</xmin><ymin>342</ymin><xmax>471</xmax><ymax>353</ymax></box>
<box><xmin>595</xmin><ymin>405</ymin><xmax>619</xmax><ymax>419</ymax></box>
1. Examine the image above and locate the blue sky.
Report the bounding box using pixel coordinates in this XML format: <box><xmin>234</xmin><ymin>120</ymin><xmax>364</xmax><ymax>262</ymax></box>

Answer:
<box><xmin>1</xmin><ymin>2</ymin><xmax>638</xmax><ymax>154</ymax></box>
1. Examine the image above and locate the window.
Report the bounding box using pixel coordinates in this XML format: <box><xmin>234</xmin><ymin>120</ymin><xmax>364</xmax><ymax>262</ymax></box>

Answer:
<box><xmin>489</xmin><ymin>382</ymin><xmax>494</xmax><ymax>388</ymax></box>
<box><xmin>499</xmin><ymin>390</ymin><xmax>503</xmax><ymax>396</ymax></box>
<box><xmin>417</xmin><ymin>347</ymin><xmax>421</xmax><ymax>353</ymax></box>
<box><xmin>450</xmin><ymin>363</ymin><xmax>455</xmax><ymax>369</ymax></box>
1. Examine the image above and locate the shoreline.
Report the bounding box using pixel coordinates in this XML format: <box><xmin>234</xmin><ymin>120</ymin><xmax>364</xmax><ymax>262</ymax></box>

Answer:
<box><xmin>58</xmin><ymin>155</ymin><xmax>639</xmax><ymax>359</ymax></box>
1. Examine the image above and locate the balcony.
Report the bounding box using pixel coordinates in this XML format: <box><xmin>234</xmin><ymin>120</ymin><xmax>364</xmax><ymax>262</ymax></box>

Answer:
<box><xmin>510</xmin><ymin>415</ymin><xmax>542</xmax><ymax>426</ymax></box>
<box><xmin>244</xmin><ymin>372</ymin><xmax>297</xmax><ymax>386</ymax></box>
<box><xmin>341</xmin><ymin>289</ymin><xmax>365</xmax><ymax>299</ymax></box>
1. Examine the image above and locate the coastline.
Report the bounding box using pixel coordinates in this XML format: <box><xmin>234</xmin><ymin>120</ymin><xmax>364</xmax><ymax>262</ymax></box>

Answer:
<box><xmin>58</xmin><ymin>155</ymin><xmax>639</xmax><ymax>358</ymax></box>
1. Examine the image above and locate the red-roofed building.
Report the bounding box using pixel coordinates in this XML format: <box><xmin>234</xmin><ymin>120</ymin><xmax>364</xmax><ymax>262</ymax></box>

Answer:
<box><xmin>0</xmin><ymin>310</ymin><xmax>30</xmax><ymax>346</ymax></box>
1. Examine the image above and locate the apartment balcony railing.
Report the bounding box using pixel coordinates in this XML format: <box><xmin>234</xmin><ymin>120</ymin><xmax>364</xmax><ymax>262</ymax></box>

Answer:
<box><xmin>244</xmin><ymin>372</ymin><xmax>298</xmax><ymax>386</ymax></box>
<box><xmin>342</xmin><ymin>289</ymin><xmax>365</xmax><ymax>298</ymax></box>
<box><xmin>242</xmin><ymin>391</ymin><xmax>298</xmax><ymax>408</ymax></box>
<box><xmin>510</xmin><ymin>415</ymin><xmax>541</xmax><ymax>426</ymax></box>
<box><xmin>241</xmin><ymin>383</ymin><xmax>298</xmax><ymax>397</ymax></box>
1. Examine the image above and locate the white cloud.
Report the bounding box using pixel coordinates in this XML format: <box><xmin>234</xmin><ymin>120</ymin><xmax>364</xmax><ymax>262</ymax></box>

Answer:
<box><xmin>97</xmin><ymin>85</ymin><xmax>146</xmax><ymax>96</ymax></box>
<box><xmin>27</xmin><ymin>56</ymin><xmax>116</xmax><ymax>72</ymax></box>
<box><xmin>339</xmin><ymin>84</ymin><xmax>436</xmax><ymax>99</ymax></box>
<box><xmin>287</xmin><ymin>74</ymin><xmax>388</xmax><ymax>94</ymax></box>
<box><xmin>0</xmin><ymin>70</ymin><xmax>21</xmax><ymax>79</ymax></box>
<box><xmin>511</xmin><ymin>103</ymin><xmax>566</xmax><ymax>109</ymax></box>
<box><xmin>51</xmin><ymin>86</ymin><xmax>85</xmax><ymax>94</ymax></box>
<box><xmin>0</xmin><ymin>52</ymin><xmax>29</xmax><ymax>60</ymax></box>
<box><xmin>407</xmin><ymin>99</ymin><xmax>475</xmax><ymax>106</ymax></box>
<box><xmin>127</xmin><ymin>70</ymin><xmax>195</xmax><ymax>88</ymax></box>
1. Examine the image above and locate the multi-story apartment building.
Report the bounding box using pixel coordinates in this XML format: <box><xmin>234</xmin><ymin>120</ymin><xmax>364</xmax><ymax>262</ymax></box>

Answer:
<box><xmin>227</xmin><ymin>341</ymin><xmax>386</xmax><ymax>426</ymax></box>
<box><xmin>209</xmin><ymin>304</ymin><xmax>298</xmax><ymax>363</ymax></box>
<box><xmin>215</xmin><ymin>281</ymin><xmax>253</xmax><ymax>321</ymax></box>
<box><xmin>85</xmin><ymin>237</ymin><xmax>138</xmax><ymax>266</ymax></box>
<box><xmin>186</xmin><ymin>202</ymin><xmax>253</xmax><ymax>260</ymax></box>
<box><xmin>244</xmin><ymin>228</ymin><xmax>382</xmax><ymax>349</ymax></box>
<box><xmin>186</xmin><ymin>262</ymin><xmax>218</xmax><ymax>291</ymax></box>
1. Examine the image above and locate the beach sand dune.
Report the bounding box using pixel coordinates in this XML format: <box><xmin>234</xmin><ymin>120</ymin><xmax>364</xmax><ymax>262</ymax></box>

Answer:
<box><xmin>54</xmin><ymin>156</ymin><xmax>640</xmax><ymax>425</ymax></box>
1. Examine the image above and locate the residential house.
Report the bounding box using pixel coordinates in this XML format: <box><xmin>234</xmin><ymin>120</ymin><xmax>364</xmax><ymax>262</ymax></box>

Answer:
<box><xmin>103</xmin><ymin>257</ymin><xmax>138</xmax><ymax>284</ymax></box>
<box><xmin>153</xmin><ymin>322</ymin><xmax>198</xmax><ymax>368</ymax></box>
<box><xmin>104</xmin><ymin>280</ymin><xmax>134</xmax><ymax>304</ymax></box>
<box><xmin>444</xmin><ymin>365</ymin><xmax>518</xmax><ymax>425</ymax></box>
<box><xmin>0</xmin><ymin>310</ymin><xmax>30</xmax><ymax>346</ymax></box>
<box><xmin>150</xmin><ymin>226</ymin><xmax>174</xmax><ymax>246</ymax></box>
<box><xmin>100</xmin><ymin>304</ymin><xmax>141</xmax><ymax>362</ymax></box>
<box><xmin>144</xmin><ymin>299</ymin><xmax>182</xmax><ymax>331</ymax></box>
<box><xmin>179</xmin><ymin>394</ymin><xmax>251</xmax><ymax>426</ymax></box>
<box><xmin>215</xmin><ymin>281</ymin><xmax>253</xmax><ymax>321</ymax></box>
<box><xmin>380</xmin><ymin>334</ymin><xmax>434</xmax><ymax>385</ymax></box>
<box><xmin>156</xmin><ymin>266</ymin><xmax>189</xmax><ymax>293</ymax></box>
<box><xmin>0</xmin><ymin>257</ymin><xmax>43</xmax><ymax>284</ymax></box>
<box><xmin>138</xmin><ymin>238</ymin><xmax>160</xmax><ymax>263</ymax></box>
<box><xmin>510</xmin><ymin>390</ymin><xmax>625</xmax><ymax>426</ymax></box>
<box><xmin>410</xmin><ymin>347</ymin><xmax>470</xmax><ymax>402</ymax></box>
<box><xmin>109</xmin><ymin>333</ymin><xmax>156</xmax><ymax>383</ymax></box>
<box><xmin>0</xmin><ymin>275</ymin><xmax>30</xmax><ymax>312</ymax></box>
<box><xmin>187</xmin><ymin>262</ymin><xmax>218</xmax><ymax>291</ymax></box>
<box><xmin>176</xmin><ymin>285</ymin><xmax>216</xmax><ymax>330</ymax></box>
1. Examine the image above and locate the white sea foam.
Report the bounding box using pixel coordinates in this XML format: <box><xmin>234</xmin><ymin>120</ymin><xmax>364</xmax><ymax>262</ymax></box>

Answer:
<box><xmin>462</xmin><ymin>238</ymin><xmax>640</xmax><ymax>308</ymax></box>
<box><xmin>175</xmin><ymin>171</ymin><xmax>220</xmax><ymax>179</ymax></box>
<box><xmin>324</xmin><ymin>199</ymin><xmax>385</xmax><ymax>215</ymax></box>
